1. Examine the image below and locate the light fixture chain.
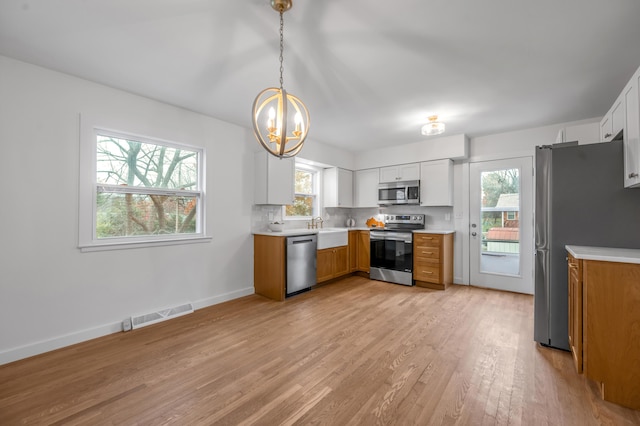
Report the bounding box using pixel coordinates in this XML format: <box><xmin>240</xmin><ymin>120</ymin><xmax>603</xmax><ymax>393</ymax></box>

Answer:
<box><xmin>279</xmin><ymin>11</ymin><xmax>284</xmax><ymax>90</ymax></box>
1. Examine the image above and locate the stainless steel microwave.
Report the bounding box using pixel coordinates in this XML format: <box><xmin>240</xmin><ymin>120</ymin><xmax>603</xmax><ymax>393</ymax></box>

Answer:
<box><xmin>377</xmin><ymin>180</ymin><xmax>420</xmax><ymax>205</ymax></box>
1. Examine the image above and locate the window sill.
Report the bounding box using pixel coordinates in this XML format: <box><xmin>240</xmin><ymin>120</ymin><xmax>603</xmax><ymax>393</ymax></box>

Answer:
<box><xmin>79</xmin><ymin>235</ymin><xmax>212</xmax><ymax>252</ymax></box>
<box><xmin>284</xmin><ymin>217</ymin><xmax>312</xmax><ymax>222</ymax></box>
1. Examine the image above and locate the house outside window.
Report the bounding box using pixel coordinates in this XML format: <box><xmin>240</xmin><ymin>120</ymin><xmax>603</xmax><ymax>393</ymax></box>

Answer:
<box><xmin>79</xmin><ymin>125</ymin><xmax>208</xmax><ymax>251</ymax></box>
<box><xmin>285</xmin><ymin>165</ymin><xmax>319</xmax><ymax>219</ymax></box>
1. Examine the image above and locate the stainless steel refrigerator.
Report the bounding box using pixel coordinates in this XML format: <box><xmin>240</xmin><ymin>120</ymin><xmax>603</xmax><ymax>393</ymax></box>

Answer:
<box><xmin>534</xmin><ymin>140</ymin><xmax>640</xmax><ymax>350</ymax></box>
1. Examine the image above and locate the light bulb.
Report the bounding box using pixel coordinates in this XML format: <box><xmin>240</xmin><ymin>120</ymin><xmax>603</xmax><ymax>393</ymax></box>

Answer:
<box><xmin>267</xmin><ymin>107</ymin><xmax>276</xmax><ymax>129</ymax></box>
<box><xmin>294</xmin><ymin>112</ymin><xmax>302</xmax><ymax>132</ymax></box>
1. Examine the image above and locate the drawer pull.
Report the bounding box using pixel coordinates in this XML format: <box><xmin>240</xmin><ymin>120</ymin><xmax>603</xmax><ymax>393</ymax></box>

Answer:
<box><xmin>421</xmin><ymin>271</ymin><xmax>433</xmax><ymax>274</ymax></box>
<box><xmin>422</xmin><ymin>251</ymin><xmax>434</xmax><ymax>255</ymax></box>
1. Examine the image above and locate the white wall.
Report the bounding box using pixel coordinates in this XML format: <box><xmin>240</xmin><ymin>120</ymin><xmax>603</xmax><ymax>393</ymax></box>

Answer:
<box><xmin>0</xmin><ymin>56</ymin><xmax>256</xmax><ymax>364</ymax></box>
<box><xmin>0</xmin><ymin>53</ymin><xmax>604</xmax><ymax>364</ymax></box>
<box><xmin>354</xmin><ymin>134</ymin><xmax>469</xmax><ymax>170</ymax></box>
<box><xmin>298</xmin><ymin>137</ymin><xmax>356</xmax><ymax>171</ymax></box>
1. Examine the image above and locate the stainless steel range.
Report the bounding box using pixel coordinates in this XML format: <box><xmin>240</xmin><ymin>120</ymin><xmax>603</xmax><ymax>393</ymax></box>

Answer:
<box><xmin>370</xmin><ymin>214</ymin><xmax>425</xmax><ymax>286</ymax></box>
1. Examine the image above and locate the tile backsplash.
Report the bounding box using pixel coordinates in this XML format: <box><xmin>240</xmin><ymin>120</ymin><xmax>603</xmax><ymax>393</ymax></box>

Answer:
<box><xmin>252</xmin><ymin>204</ymin><xmax>455</xmax><ymax>232</ymax></box>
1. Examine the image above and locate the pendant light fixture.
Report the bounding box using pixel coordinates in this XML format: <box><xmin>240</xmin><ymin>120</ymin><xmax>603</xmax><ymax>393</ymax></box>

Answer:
<box><xmin>421</xmin><ymin>115</ymin><xmax>445</xmax><ymax>136</ymax></box>
<box><xmin>252</xmin><ymin>0</ymin><xmax>310</xmax><ymax>158</ymax></box>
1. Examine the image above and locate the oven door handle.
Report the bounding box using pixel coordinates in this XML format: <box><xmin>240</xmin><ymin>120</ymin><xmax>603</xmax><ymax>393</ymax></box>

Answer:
<box><xmin>384</xmin><ymin>236</ymin><xmax>412</xmax><ymax>243</ymax></box>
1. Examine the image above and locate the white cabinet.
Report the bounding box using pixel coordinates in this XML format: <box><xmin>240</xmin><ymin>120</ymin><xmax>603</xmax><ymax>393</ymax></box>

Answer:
<box><xmin>420</xmin><ymin>159</ymin><xmax>453</xmax><ymax>206</ymax></box>
<box><xmin>555</xmin><ymin>122</ymin><xmax>600</xmax><ymax>145</ymax></box>
<box><xmin>379</xmin><ymin>163</ymin><xmax>420</xmax><ymax>183</ymax></box>
<box><xmin>354</xmin><ymin>168</ymin><xmax>379</xmax><ymax>207</ymax></box>
<box><xmin>600</xmin><ymin>95</ymin><xmax>624</xmax><ymax>142</ymax></box>
<box><xmin>623</xmin><ymin>67</ymin><xmax>640</xmax><ymax>188</ymax></box>
<box><xmin>254</xmin><ymin>151</ymin><xmax>294</xmax><ymax>205</ymax></box>
<box><xmin>324</xmin><ymin>167</ymin><xmax>353</xmax><ymax>208</ymax></box>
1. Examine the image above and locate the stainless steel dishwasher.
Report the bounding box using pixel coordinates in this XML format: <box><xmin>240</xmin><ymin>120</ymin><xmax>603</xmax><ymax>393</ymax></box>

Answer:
<box><xmin>286</xmin><ymin>234</ymin><xmax>317</xmax><ymax>297</ymax></box>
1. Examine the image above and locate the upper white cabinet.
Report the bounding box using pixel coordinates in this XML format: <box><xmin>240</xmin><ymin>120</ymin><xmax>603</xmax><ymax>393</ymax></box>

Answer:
<box><xmin>254</xmin><ymin>152</ymin><xmax>294</xmax><ymax>205</ymax></box>
<box><xmin>600</xmin><ymin>95</ymin><xmax>624</xmax><ymax>142</ymax></box>
<box><xmin>420</xmin><ymin>159</ymin><xmax>453</xmax><ymax>206</ymax></box>
<box><xmin>354</xmin><ymin>168</ymin><xmax>379</xmax><ymax>207</ymax></box>
<box><xmin>623</xmin><ymin>67</ymin><xmax>640</xmax><ymax>188</ymax></box>
<box><xmin>555</xmin><ymin>122</ymin><xmax>600</xmax><ymax>145</ymax></box>
<box><xmin>324</xmin><ymin>167</ymin><xmax>353</xmax><ymax>208</ymax></box>
<box><xmin>379</xmin><ymin>163</ymin><xmax>420</xmax><ymax>183</ymax></box>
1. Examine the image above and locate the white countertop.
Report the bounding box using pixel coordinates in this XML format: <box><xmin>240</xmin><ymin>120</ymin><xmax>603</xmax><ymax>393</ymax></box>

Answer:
<box><xmin>253</xmin><ymin>229</ymin><xmax>320</xmax><ymax>237</ymax></box>
<box><xmin>253</xmin><ymin>227</ymin><xmax>363</xmax><ymax>237</ymax></box>
<box><xmin>414</xmin><ymin>230</ymin><xmax>455</xmax><ymax>235</ymax></box>
<box><xmin>565</xmin><ymin>245</ymin><xmax>640</xmax><ymax>264</ymax></box>
<box><xmin>253</xmin><ymin>227</ymin><xmax>456</xmax><ymax>236</ymax></box>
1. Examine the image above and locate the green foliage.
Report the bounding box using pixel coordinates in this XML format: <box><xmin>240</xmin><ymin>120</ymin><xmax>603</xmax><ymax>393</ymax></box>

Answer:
<box><xmin>294</xmin><ymin>169</ymin><xmax>312</xmax><ymax>194</ymax></box>
<box><xmin>481</xmin><ymin>169</ymin><xmax>519</xmax><ymax>207</ymax></box>
<box><xmin>286</xmin><ymin>196</ymin><xmax>313</xmax><ymax>217</ymax></box>
<box><xmin>286</xmin><ymin>168</ymin><xmax>316</xmax><ymax>217</ymax></box>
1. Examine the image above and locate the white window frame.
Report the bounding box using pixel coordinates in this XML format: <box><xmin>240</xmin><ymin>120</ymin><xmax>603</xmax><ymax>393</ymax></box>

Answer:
<box><xmin>79</xmin><ymin>116</ymin><xmax>210</xmax><ymax>252</ymax></box>
<box><xmin>284</xmin><ymin>163</ymin><xmax>321</xmax><ymax>221</ymax></box>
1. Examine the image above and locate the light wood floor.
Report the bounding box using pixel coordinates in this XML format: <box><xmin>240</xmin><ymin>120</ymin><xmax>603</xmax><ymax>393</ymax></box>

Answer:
<box><xmin>1</xmin><ymin>276</ymin><xmax>639</xmax><ymax>425</ymax></box>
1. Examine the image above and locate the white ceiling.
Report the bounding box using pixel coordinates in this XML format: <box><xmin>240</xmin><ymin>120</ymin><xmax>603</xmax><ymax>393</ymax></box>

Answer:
<box><xmin>2</xmin><ymin>1</ymin><xmax>640</xmax><ymax>152</ymax></box>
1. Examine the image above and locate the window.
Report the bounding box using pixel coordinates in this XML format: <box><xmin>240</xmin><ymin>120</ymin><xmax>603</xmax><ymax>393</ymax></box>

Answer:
<box><xmin>79</xmin><ymin>125</ymin><xmax>208</xmax><ymax>251</ymax></box>
<box><xmin>285</xmin><ymin>165</ymin><xmax>319</xmax><ymax>218</ymax></box>
<box><xmin>507</xmin><ymin>211</ymin><xmax>516</xmax><ymax>220</ymax></box>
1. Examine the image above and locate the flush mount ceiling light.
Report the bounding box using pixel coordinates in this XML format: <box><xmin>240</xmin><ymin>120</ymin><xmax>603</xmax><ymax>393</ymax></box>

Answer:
<box><xmin>421</xmin><ymin>115</ymin><xmax>445</xmax><ymax>136</ymax></box>
<box><xmin>252</xmin><ymin>0</ymin><xmax>310</xmax><ymax>158</ymax></box>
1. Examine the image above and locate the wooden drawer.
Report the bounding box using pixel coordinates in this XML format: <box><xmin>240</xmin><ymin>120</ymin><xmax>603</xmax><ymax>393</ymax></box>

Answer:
<box><xmin>414</xmin><ymin>234</ymin><xmax>442</xmax><ymax>247</ymax></box>
<box><xmin>414</xmin><ymin>264</ymin><xmax>440</xmax><ymax>283</ymax></box>
<box><xmin>415</xmin><ymin>246</ymin><xmax>440</xmax><ymax>261</ymax></box>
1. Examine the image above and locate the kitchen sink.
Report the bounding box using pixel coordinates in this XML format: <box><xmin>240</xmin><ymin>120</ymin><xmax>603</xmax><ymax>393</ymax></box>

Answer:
<box><xmin>317</xmin><ymin>228</ymin><xmax>348</xmax><ymax>249</ymax></box>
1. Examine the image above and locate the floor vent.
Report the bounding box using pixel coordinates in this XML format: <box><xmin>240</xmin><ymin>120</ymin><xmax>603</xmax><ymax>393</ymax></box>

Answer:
<box><xmin>130</xmin><ymin>302</ymin><xmax>194</xmax><ymax>330</ymax></box>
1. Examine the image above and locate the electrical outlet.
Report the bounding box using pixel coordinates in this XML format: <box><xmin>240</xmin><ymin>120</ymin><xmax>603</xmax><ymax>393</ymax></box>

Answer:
<box><xmin>122</xmin><ymin>318</ymin><xmax>132</xmax><ymax>332</ymax></box>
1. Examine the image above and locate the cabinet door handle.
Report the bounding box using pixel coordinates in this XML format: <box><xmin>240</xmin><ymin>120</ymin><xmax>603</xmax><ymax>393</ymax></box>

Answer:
<box><xmin>605</xmin><ymin>133</ymin><xmax>612</xmax><ymax>138</ymax></box>
<box><xmin>629</xmin><ymin>172</ymin><xmax>639</xmax><ymax>179</ymax></box>
<box><xmin>568</xmin><ymin>263</ymin><xmax>578</xmax><ymax>269</ymax></box>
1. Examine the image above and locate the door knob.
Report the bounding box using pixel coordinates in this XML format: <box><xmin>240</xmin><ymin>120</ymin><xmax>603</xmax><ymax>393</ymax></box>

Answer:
<box><xmin>471</xmin><ymin>232</ymin><xmax>477</xmax><ymax>236</ymax></box>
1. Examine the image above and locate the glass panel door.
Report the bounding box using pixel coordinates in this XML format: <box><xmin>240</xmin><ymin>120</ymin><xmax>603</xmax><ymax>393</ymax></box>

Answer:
<box><xmin>470</xmin><ymin>157</ymin><xmax>534</xmax><ymax>294</ymax></box>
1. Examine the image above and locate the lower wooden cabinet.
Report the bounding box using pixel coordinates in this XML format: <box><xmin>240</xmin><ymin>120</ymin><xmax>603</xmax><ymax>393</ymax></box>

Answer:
<box><xmin>413</xmin><ymin>233</ymin><xmax>453</xmax><ymax>290</ymax></box>
<box><xmin>357</xmin><ymin>230</ymin><xmax>370</xmax><ymax>273</ymax></box>
<box><xmin>566</xmin><ymin>251</ymin><xmax>640</xmax><ymax>410</ymax></box>
<box><xmin>567</xmin><ymin>254</ymin><xmax>583</xmax><ymax>374</ymax></box>
<box><xmin>253</xmin><ymin>234</ymin><xmax>286</xmax><ymax>301</ymax></box>
<box><xmin>317</xmin><ymin>246</ymin><xmax>349</xmax><ymax>283</ymax></box>
<box><xmin>348</xmin><ymin>231</ymin><xmax>358</xmax><ymax>272</ymax></box>
<box><xmin>348</xmin><ymin>230</ymin><xmax>370</xmax><ymax>274</ymax></box>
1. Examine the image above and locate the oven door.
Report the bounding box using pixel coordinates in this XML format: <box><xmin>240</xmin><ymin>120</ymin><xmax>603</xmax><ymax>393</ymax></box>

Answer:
<box><xmin>370</xmin><ymin>231</ymin><xmax>413</xmax><ymax>272</ymax></box>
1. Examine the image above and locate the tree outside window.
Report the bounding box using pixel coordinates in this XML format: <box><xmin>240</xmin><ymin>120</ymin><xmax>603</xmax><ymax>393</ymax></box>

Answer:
<box><xmin>95</xmin><ymin>133</ymin><xmax>202</xmax><ymax>239</ymax></box>
<box><xmin>285</xmin><ymin>167</ymin><xmax>318</xmax><ymax>218</ymax></box>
